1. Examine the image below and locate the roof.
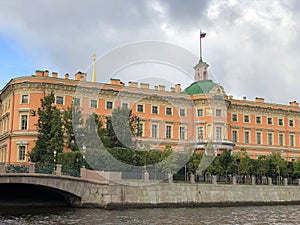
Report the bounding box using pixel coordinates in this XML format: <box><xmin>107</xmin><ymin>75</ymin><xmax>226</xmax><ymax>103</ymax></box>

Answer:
<box><xmin>183</xmin><ymin>80</ymin><xmax>218</xmax><ymax>95</ymax></box>
<box><xmin>193</xmin><ymin>58</ymin><xmax>209</xmax><ymax>69</ymax></box>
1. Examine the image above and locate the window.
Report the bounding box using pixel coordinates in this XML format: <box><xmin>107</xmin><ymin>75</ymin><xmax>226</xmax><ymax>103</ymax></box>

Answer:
<box><xmin>166</xmin><ymin>125</ymin><xmax>172</xmax><ymax>139</ymax></box>
<box><xmin>73</xmin><ymin>97</ymin><xmax>81</xmax><ymax>106</ymax></box>
<box><xmin>179</xmin><ymin>127</ymin><xmax>186</xmax><ymax>140</ymax></box>
<box><xmin>152</xmin><ymin>106</ymin><xmax>158</xmax><ymax>114</ymax></box>
<box><xmin>267</xmin><ymin>117</ymin><xmax>273</xmax><ymax>125</ymax></box>
<box><xmin>18</xmin><ymin>146</ymin><xmax>26</xmax><ymax>161</ymax></box>
<box><xmin>137</xmin><ymin>123</ymin><xmax>143</xmax><ymax>137</ymax></box>
<box><xmin>20</xmin><ymin>115</ymin><xmax>28</xmax><ymax>130</ymax></box>
<box><xmin>137</xmin><ymin>104</ymin><xmax>144</xmax><ymax>112</ymax></box>
<box><xmin>268</xmin><ymin>133</ymin><xmax>273</xmax><ymax>145</ymax></box>
<box><xmin>90</xmin><ymin>100</ymin><xmax>97</xmax><ymax>108</ymax></box>
<box><xmin>216</xmin><ymin>127</ymin><xmax>222</xmax><ymax>140</ymax></box>
<box><xmin>197</xmin><ymin>127</ymin><xmax>204</xmax><ymax>140</ymax></box>
<box><xmin>180</xmin><ymin>109</ymin><xmax>185</xmax><ymax>117</ymax></box>
<box><xmin>256</xmin><ymin>132</ymin><xmax>261</xmax><ymax>145</ymax></box>
<box><xmin>244</xmin><ymin>115</ymin><xmax>249</xmax><ymax>123</ymax></box>
<box><xmin>166</xmin><ymin>107</ymin><xmax>172</xmax><ymax>115</ymax></box>
<box><xmin>279</xmin><ymin>134</ymin><xmax>284</xmax><ymax>146</ymax></box>
<box><xmin>232</xmin><ymin>114</ymin><xmax>237</xmax><ymax>122</ymax></box>
<box><xmin>289</xmin><ymin>119</ymin><xmax>294</xmax><ymax>127</ymax></box>
<box><xmin>106</xmin><ymin>101</ymin><xmax>113</xmax><ymax>109</ymax></box>
<box><xmin>290</xmin><ymin>135</ymin><xmax>294</xmax><ymax>147</ymax></box>
<box><xmin>56</xmin><ymin>96</ymin><xmax>64</xmax><ymax>105</ymax></box>
<box><xmin>21</xmin><ymin>95</ymin><xmax>29</xmax><ymax>104</ymax></box>
<box><xmin>151</xmin><ymin>124</ymin><xmax>158</xmax><ymax>138</ymax></box>
<box><xmin>216</xmin><ymin>109</ymin><xmax>222</xmax><ymax>117</ymax></box>
<box><xmin>278</xmin><ymin>118</ymin><xmax>283</xmax><ymax>126</ymax></box>
<box><xmin>256</xmin><ymin>116</ymin><xmax>261</xmax><ymax>124</ymax></box>
<box><xmin>232</xmin><ymin>130</ymin><xmax>238</xmax><ymax>143</ymax></box>
<box><xmin>122</xmin><ymin>103</ymin><xmax>128</xmax><ymax>109</ymax></box>
<box><xmin>197</xmin><ymin>109</ymin><xmax>203</xmax><ymax>117</ymax></box>
<box><xmin>244</xmin><ymin>131</ymin><xmax>250</xmax><ymax>144</ymax></box>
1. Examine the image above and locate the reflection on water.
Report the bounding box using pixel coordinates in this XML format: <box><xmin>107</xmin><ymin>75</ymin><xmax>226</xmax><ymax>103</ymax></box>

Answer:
<box><xmin>0</xmin><ymin>205</ymin><xmax>300</xmax><ymax>225</ymax></box>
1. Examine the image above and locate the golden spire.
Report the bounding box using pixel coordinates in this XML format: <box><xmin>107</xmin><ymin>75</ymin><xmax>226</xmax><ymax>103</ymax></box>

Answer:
<box><xmin>92</xmin><ymin>54</ymin><xmax>96</xmax><ymax>82</ymax></box>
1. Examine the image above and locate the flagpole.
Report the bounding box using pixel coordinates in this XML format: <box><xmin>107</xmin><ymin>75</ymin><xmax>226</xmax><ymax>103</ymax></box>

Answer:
<box><xmin>200</xmin><ymin>29</ymin><xmax>202</xmax><ymax>60</ymax></box>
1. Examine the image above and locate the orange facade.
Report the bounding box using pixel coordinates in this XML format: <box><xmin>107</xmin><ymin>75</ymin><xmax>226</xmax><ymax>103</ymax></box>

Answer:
<box><xmin>1</xmin><ymin>61</ymin><xmax>300</xmax><ymax>163</ymax></box>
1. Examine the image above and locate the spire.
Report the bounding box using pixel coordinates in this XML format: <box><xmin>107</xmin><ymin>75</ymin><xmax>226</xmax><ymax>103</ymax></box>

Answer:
<box><xmin>194</xmin><ymin>31</ymin><xmax>209</xmax><ymax>81</ymax></box>
<box><xmin>92</xmin><ymin>54</ymin><xmax>96</xmax><ymax>82</ymax></box>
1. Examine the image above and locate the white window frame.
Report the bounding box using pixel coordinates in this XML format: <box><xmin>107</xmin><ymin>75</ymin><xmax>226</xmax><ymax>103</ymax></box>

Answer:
<box><xmin>90</xmin><ymin>99</ymin><xmax>98</xmax><ymax>108</ymax></box>
<box><xmin>256</xmin><ymin>132</ymin><xmax>261</xmax><ymax>145</ymax></box>
<box><xmin>179</xmin><ymin>126</ymin><xmax>186</xmax><ymax>140</ymax></box>
<box><xmin>278</xmin><ymin>118</ymin><xmax>284</xmax><ymax>126</ymax></box>
<box><xmin>180</xmin><ymin>109</ymin><xmax>186</xmax><ymax>117</ymax></box>
<box><xmin>197</xmin><ymin>109</ymin><xmax>203</xmax><ymax>117</ymax></box>
<box><xmin>232</xmin><ymin>130</ymin><xmax>238</xmax><ymax>143</ymax></box>
<box><xmin>232</xmin><ymin>114</ymin><xmax>238</xmax><ymax>122</ymax></box>
<box><xmin>106</xmin><ymin>101</ymin><xmax>113</xmax><ymax>110</ymax></box>
<box><xmin>165</xmin><ymin>107</ymin><xmax>173</xmax><ymax>116</ymax></box>
<box><xmin>267</xmin><ymin>132</ymin><xmax>273</xmax><ymax>145</ymax></box>
<box><xmin>216</xmin><ymin>109</ymin><xmax>222</xmax><ymax>117</ymax></box>
<box><xmin>21</xmin><ymin>94</ymin><xmax>29</xmax><ymax>104</ymax></box>
<box><xmin>20</xmin><ymin>114</ymin><xmax>29</xmax><ymax>130</ymax></box>
<box><xmin>151</xmin><ymin>124</ymin><xmax>159</xmax><ymax>138</ymax></box>
<box><xmin>151</xmin><ymin>105</ymin><xmax>159</xmax><ymax>114</ymax></box>
<box><xmin>73</xmin><ymin>97</ymin><xmax>81</xmax><ymax>107</ymax></box>
<box><xmin>244</xmin><ymin>131</ymin><xmax>250</xmax><ymax>144</ymax></box>
<box><xmin>256</xmin><ymin>116</ymin><xmax>261</xmax><ymax>124</ymax></box>
<box><xmin>55</xmin><ymin>96</ymin><xmax>64</xmax><ymax>105</ymax></box>
<box><xmin>244</xmin><ymin>115</ymin><xmax>250</xmax><ymax>123</ymax></box>
<box><xmin>165</xmin><ymin>124</ymin><xmax>173</xmax><ymax>139</ymax></box>
<box><xmin>279</xmin><ymin>133</ymin><xmax>284</xmax><ymax>146</ymax></box>
<box><xmin>17</xmin><ymin>145</ymin><xmax>26</xmax><ymax>162</ymax></box>
<box><xmin>137</xmin><ymin>104</ymin><xmax>144</xmax><ymax>113</ymax></box>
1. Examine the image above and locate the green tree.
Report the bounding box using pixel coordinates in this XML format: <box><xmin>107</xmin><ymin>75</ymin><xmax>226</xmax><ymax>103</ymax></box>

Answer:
<box><xmin>266</xmin><ymin>152</ymin><xmax>288</xmax><ymax>178</ymax></box>
<box><xmin>29</xmin><ymin>92</ymin><xmax>64</xmax><ymax>163</ymax></box>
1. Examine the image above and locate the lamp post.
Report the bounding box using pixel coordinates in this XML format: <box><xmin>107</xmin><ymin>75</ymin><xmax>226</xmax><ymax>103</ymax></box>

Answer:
<box><xmin>82</xmin><ymin>145</ymin><xmax>86</xmax><ymax>168</ymax></box>
<box><xmin>53</xmin><ymin>150</ymin><xmax>57</xmax><ymax>173</ymax></box>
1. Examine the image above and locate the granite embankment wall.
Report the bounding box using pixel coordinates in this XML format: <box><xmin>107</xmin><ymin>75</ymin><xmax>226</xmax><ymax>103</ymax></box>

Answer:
<box><xmin>81</xmin><ymin>183</ymin><xmax>300</xmax><ymax>208</ymax></box>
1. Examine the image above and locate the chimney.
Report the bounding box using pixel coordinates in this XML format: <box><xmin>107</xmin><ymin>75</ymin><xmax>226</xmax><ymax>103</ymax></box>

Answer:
<box><xmin>44</xmin><ymin>70</ymin><xmax>49</xmax><ymax>77</ymax></box>
<box><xmin>228</xmin><ymin>95</ymin><xmax>233</xmax><ymax>100</ymax></box>
<box><xmin>140</xmin><ymin>83</ymin><xmax>149</xmax><ymax>89</ymax></box>
<box><xmin>255</xmin><ymin>97</ymin><xmax>264</xmax><ymax>103</ymax></box>
<box><xmin>52</xmin><ymin>72</ymin><xmax>58</xmax><ymax>78</ymax></box>
<box><xmin>64</xmin><ymin>73</ymin><xmax>69</xmax><ymax>79</ymax></box>
<box><xmin>35</xmin><ymin>70</ymin><xmax>44</xmax><ymax>77</ymax></box>
<box><xmin>110</xmin><ymin>78</ymin><xmax>123</xmax><ymax>86</ymax></box>
<box><xmin>171</xmin><ymin>87</ymin><xmax>175</xmax><ymax>92</ymax></box>
<box><xmin>158</xmin><ymin>85</ymin><xmax>165</xmax><ymax>91</ymax></box>
<box><xmin>289</xmin><ymin>101</ymin><xmax>299</xmax><ymax>107</ymax></box>
<box><xmin>175</xmin><ymin>84</ymin><xmax>181</xmax><ymax>93</ymax></box>
<box><xmin>154</xmin><ymin>86</ymin><xmax>158</xmax><ymax>91</ymax></box>
<box><xmin>243</xmin><ymin>96</ymin><xmax>247</xmax><ymax>101</ymax></box>
<box><xmin>75</xmin><ymin>71</ymin><xmax>86</xmax><ymax>81</ymax></box>
<box><xmin>128</xmin><ymin>81</ymin><xmax>138</xmax><ymax>88</ymax></box>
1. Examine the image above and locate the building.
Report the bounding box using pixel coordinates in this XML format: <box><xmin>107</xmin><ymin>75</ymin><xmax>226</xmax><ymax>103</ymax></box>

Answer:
<box><xmin>1</xmin><ymin>56</ymin><xmax>300</xmax><ymax>163</ymax></box>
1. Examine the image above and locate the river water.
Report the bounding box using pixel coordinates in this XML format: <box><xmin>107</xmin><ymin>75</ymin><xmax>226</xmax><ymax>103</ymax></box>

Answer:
<box><xmin>0</xmin><ymin>205</ymin><xmax>299</xmax><ymax>225</ymax></box>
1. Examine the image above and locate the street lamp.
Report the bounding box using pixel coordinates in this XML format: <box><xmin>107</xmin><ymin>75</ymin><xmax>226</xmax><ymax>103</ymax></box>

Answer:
<box><xmin>53</xmin><ymin>150</ymin><xmax>57</xmax><ymax>172</ymax></box>
<box><xmin>82</xmin><ymin>145</ymin><xmax>86</xmax><ymax>168</ymax></box>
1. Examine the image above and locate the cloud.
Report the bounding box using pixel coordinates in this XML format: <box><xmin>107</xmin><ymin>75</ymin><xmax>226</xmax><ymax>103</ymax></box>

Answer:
<box><xmin>0</xmin><ymin>0</ymin><xmax>299</xmax><ymax>104</ymax></box>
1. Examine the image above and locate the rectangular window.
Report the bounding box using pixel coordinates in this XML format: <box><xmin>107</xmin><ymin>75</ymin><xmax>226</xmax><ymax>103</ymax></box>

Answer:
<box><xmin>151</xmin><ymin>124</ymin><xmax>158</xmax><ymax>138</ymax></box>
<box><xmin>21</xmin><ymin>115</ymin><xmax>28</xmax><ymax>130</ymax></box>
<box><xmin>136</xmin><ymin>123</ymin><xmax>143</xmax><ymax>137</ymax></box>
<box><xmin>256</xmin><ymin>132</ymin><xmax>261</xmax><ymax>144</ymax></box>
<box><xmin>56</xmin><ymin>96</ymin><xmax>64</xmax><ymax>105</ymax></box>
<box><xmin>255</xmin><ymin>116</ymin><xmax>261</xmax><ymax>124</ymax></box>
<box><xmin>197</xmin><ymin>109</ymin><xmax>203</xmax><ymax>117</ymax></box>
<box><xmin>290</xmin><ymin>135</ymin><xmax>294</xmax><ymax>147</ymax></box>
<box><xmin>73</xmin><ymin>97</ymin><xmax>81</xmax><ymax>106</ymax></box>
<box><xmin>268</xmin><ymin>133</ymin><xmax>273</xmax><ymax>145</ymax></box>
<box><xmin>216</xmin><ymin>127</ymin><xmax>222</xmax><ymax>140</ymax></box>
<box><xmin>279</xmin><ymin>134</ymin><xmax>284</xmax><ymax>146</ymax></box>
<box><xmin>244</xmin><ymin>115</ymin><xmax>249</xmax><ymax>123</ymax></box>
<box><xmin>137</xmin><ymin>104</ymin><xmax>144</xmax><ymax>112</ymax></box>
<box><xmin>90</xmin><ymin>100</ymin><xmax>97</xmax><ymax>108</ymax></box>
<box><xmin>180</xmin><ymin>109</ymin><xmax>185</xmax><ymax>117</ymax></box>
<box><xmin>289</xmin><ymin>120</ymin><xmax>294</xmax><ymax>127</ymax></box>
<box><xmin>21</xmin><ymin>95</ymin><xmax>29</xmax><ymax>104</ymax></box>
<box><xmin>267</xmin><ymin>117</ymin><xmax>273</xmax><ymax>125</ymax></box>
<box><xmin>18</xmin><ymin>146</ymin><xmax>26</xmax><ymax>161</ymax></box>
<box><xmin>232</xmin><ymin>114</ymin><xmax>237</xmax><ymax>122</ymax></box>
<box><xmin>197</xmin><ymin>127</ymin><xmax>204</xmax><ymax>140</ymax></box>
<box><xmin>179</xmin><ymin>127</ymin><xmax>186</xmax><ymax>140</ymax></box>
<box><xmin>122</xmin><ymin>103</ymin><xmax>128</xmax><ymax>109</ymax></box>
<box><xmin>244</xmin><ymin>131</ymin><xmax>250</xmax><ymax>144</ymax></box>
<box><xmin>106</xmin><ymin>101</ymin><xmax>113</xmax><ymax>109</ymax></box>
<box><xmin>152</xmin><ymin>106</ymin><xmax>158</xmax><ymax>114</ymax></box>
<box><xmin>278</xmin><ymin>118</ymin><xmax>283</xmax><ymax>126</ymax></box>
<box><xmin>166</xmin><ymin>107</ymin><xmax>172</xmax><ymax>115</ymax></box>
<box><xmin>216</xmin><ymin>109</ymin><xmax>222</xmax><ymax>117</ymax></box>
<box><xmin>232</xmin><ymin>130</ymin><xmax>237</xmax><ymax>143</ymax></box>
<box><xmin>166</xmin><ymin>125</ymin><xmax>172</xmax><ymax>139</ymax></box>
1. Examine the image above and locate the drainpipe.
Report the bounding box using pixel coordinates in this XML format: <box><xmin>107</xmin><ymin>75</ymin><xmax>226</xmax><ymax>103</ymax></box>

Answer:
<box><xmin>8</xmin><ymin>83</ymin><xmax>15</xmax><ymax>163</ymax></box>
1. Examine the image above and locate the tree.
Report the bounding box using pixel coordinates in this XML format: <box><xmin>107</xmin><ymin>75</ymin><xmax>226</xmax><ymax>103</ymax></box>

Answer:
<box><xmin>63</xmin><ymin>105</ymin><xmax>83</xmax><ymax>151</ymax></box>
<box><xmin>104</xmin><ymin>107</ymin><xmax>140</xmax><ymax>148</ymax></box>
<box><xmin>29</xmin><ymin>92</ymin><xmax>64</xmax><ymax>163</ymax></box>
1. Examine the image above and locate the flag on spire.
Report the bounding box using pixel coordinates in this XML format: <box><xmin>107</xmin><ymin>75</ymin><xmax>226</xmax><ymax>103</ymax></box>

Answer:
<box><xmin>200</xmin><ymin>32</ymin><xmax>206</xmax><ymax>38</ymax></box>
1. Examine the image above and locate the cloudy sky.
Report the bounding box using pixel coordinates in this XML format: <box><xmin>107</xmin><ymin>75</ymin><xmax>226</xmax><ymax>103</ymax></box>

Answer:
<box><xmin>0</xmin><ymin>0</ymin><xmax>299</xmax><ymax>104</ymax></box>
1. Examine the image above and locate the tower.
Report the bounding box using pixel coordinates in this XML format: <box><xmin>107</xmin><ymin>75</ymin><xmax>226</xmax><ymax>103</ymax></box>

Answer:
<box><xmin>92</xmin><ymin>54</ymin><xmax>96</xmax><ymax>83</ymax></box>
<box><xmin>194</xmin><ymin>59</ymin><xmax>209</xmax><ymax>81</ymax></box>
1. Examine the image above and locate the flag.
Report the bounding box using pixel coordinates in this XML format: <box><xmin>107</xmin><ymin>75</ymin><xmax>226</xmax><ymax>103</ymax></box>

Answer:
<box><xmin>200</xmin><ymin>32</ymin><xmax>206</xmax><ymax>38</ymax></box>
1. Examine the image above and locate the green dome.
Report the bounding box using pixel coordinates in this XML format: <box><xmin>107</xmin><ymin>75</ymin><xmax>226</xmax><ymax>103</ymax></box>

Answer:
<box><xmin>183</xmin><ymin>80</ymin><xmax>218</xmax><ymax>95</ymax></box>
